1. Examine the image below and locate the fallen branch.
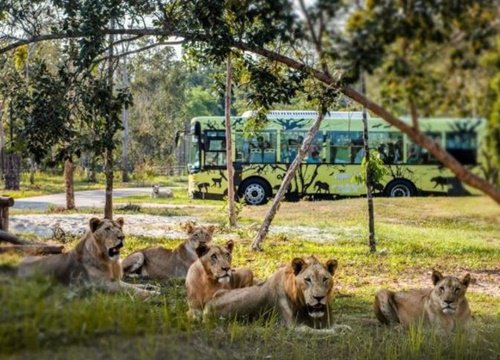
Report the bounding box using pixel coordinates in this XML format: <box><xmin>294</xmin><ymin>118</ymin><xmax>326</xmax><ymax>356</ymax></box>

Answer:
<box><xmin>0</xmin><ymin>244</ymin><xmax>64</xmax><ymax>255</ymax></box>
<box><xmin>0</xmin><ymin>229</ymin><xmax>45</xmax><ymax>245</ymax></box>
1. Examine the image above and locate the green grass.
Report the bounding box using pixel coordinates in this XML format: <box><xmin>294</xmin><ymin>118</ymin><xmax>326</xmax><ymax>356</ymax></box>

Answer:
<box><xmin>0</xmin><ymin>195</ymin><xmax>499</xmax><ymax>359</ymax></box>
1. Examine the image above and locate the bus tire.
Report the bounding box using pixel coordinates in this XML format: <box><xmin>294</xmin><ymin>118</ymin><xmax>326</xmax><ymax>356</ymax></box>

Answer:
<box><xmin>240</xmin><ymin>178</ymin><xmax>271</xmax><ymax>205</ymax></box>
<box><xmin>384</xmin><ymin>179</ymin><xmax>417</xmax><ymax>197</ymax></box>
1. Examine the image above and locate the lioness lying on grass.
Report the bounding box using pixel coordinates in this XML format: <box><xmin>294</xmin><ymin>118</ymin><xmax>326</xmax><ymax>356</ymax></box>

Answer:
<box><xmin>18</xmin><ymin>217</ymin><xmax>158</xmax><ymax>297</ymax></box>
<box><xmin>204</xmin><ymin>256</ymin><xmax>342</xmax><ymax>331</ymax></box>
<box><xmin>122</xmin><ymin>222</ymin><xmax>214</xmax><ymax>279</ymax></box>
<box><xmin>374</xmin><ymin>270</ymin><xmax>472</xmax><ymax>334</ymax></box>
<box><xmin>186</xmin><ymin>240</ymin><xmax>254</xmax><ymax>319</ymax></box>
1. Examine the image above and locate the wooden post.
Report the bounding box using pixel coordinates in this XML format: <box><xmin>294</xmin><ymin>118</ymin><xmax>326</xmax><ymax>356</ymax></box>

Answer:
<box><xmin>0</xmin><ymin>196</ymin><xmax>14</xmax><ymax>232</ymax></box>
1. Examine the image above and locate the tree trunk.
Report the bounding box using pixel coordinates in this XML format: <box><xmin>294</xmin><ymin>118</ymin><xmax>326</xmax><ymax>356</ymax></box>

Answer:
<box><xmin>104</xmin><ymin>18</ymin><xmax>115</xmax><ymax>220</ymax></box>
<box><xmin>4</xmin><ymin>153</ymin><xmax>20</xmax><ymax>190</ymax></box>
<box><xmin>225</xmin><ymin>55</ymin><xmax>237</xmax><ymax>227</ymax></box>
<box><xmin>87</xmin><ymin>152</ymin><xmax>97</xmax><ymax>183</ymax></box>
<box><xmin>0</xmin><ymin>101</ymin><xmax>4</xmax><ymax>179</ymax></box>
<box><xmin>28</xmin><ymin>156</ymin><xmax>36</xmax><ymax>185</ymax></box>
<box><xmin>104</xmin><ymin>148</ymin><xmax>113</xmax><ymax>220</ymax></box>
<box><xmin>360</xmin><ymin>74</ymin><xmax>376</xmax><ymax>253</ymax></box>
<box><xmin>251</xmin><ymin>108</ymin><xmax>326</xmax><ymax>251</ymax></box>
<box><xmin>64</xmin><ymin>156</ymin><xmax>75</xmax><ymax>210</ymax></box>
<box><xmin>121</xmin><ymin>52</ymin><xmax>130</xmax><ymax>183</ymax></box>
<box><xmin>236</xmin><ymin>42</ymin><xmax>500</xmax><ymax>204</ymax></box>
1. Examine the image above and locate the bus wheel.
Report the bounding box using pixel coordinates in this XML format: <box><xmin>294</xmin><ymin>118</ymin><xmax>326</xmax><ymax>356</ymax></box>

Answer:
<box><xmin>241</xmin><ymin>179</ymin><xmax>270</xmax><ymax>205</ymax></box>
<box><xmin>384</xmin><ymin>179</ymin><xmax>416</xmax><ymax>197</ymax></box>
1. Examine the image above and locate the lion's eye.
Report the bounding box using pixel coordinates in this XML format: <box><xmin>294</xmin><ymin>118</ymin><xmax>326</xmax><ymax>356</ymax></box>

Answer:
<box><xmin>105</xmin><ymin>227</ymin><xmax>111</xmax><ymax>232</ymax></box>
<box><xmin>304</xmin><ymin>277</ymin><xmax>312</xmax><ymax>284</ymax></box>
<box><xmin>226</xmin><ymin>253</ymin><xmax>231</xmax><ymax>259</ymax></box>
<box><xmin>323</xmin><ymin>277</ymin><xmax>329</xmax><ymax>283</ymax></box>
<box><xmin>439</xmin><ymin>286</ymin><xmax>445</xmax><ymax>292</ymax></box>
<box><xmin>454</xmin><ymin>287</ymin><xmax>460</xmax><ymax>293</ymax></box>
<box><xmin>211</xmin><ymin>254</ymin><xmax>217</xmax><ymax>261</ymax></box>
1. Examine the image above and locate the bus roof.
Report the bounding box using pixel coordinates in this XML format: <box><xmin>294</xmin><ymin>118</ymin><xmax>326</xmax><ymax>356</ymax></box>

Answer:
<box><xmin>240</xmin><ymin>110</ymin><xmax>365</xmax><ymax>120</ymax></box>
<box><xmin>190</xmin><ymin>111</ymin><xmax>484</xmax><ymax>133</ymax></box>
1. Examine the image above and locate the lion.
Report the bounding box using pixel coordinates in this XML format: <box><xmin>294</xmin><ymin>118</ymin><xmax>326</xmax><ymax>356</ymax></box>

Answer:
<box><xmin>374</xmin><ymin>270</ymin><xmax>472</xmax><ymax>334</ymax></box>
<box><xmin>185</xmin><ymin>240</ymin><xmax>254</xmax><ymax>319</ymax></box>
<box><xmin>203</xmin><ymin>256</ymin><xmax>340</xmax><ymax>331</ymax></box>
<box><xmin>18</xmin><ymin>217</ymin><xmax>157</xmax><ymax>297</ymax></box>
<box><xmin>121</xmin><ymin>223</ymin><xmax>214</xmax><ymax>279</ymax></box>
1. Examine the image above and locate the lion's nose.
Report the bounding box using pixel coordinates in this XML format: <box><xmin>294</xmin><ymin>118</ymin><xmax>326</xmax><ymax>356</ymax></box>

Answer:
<box><xmin>221</xmin><ymin>266</ymin><xmax>230</xmax><ymax>272</ymax></box>
<box><xmin>313</xmin><ymin>296</ymin><xmax>324</xmax><ymax>302</ymax></box>
<box><xmin>444</xmin><ymin>300</ymin><xmax>453</xmax><ymax>305</ymax></box>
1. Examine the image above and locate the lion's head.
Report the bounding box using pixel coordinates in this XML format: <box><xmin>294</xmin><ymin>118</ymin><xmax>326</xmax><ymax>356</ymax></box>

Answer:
<box><xmin>196</xmin><ymin>240</ymin><xmax>234</xmax><ymax>283</ymax></box>
<box><xmin>184</xmin><ymin>222</ymin><xmax>215</xmax><ymax>251</ymax></box>
<box><xmin>430</xmin><ymin>270</ymin><xmax>471</xmax><ymax>315</ymax></box>
<box><xmin>89</xmin><ymin>217</ymin><xmax>125</xmax><ymax>261</ymax></box>
<box><xmin>291</xmin><ymin>256</ymin><xmax>338</xmax><ymax>318</ymax></box>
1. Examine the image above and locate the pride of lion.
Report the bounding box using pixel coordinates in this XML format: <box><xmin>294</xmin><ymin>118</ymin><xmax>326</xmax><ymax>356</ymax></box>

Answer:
<box><xmin>14</xmin><ymin>217</ymin><xmax>473</xmax><ymax>334</ymax></box>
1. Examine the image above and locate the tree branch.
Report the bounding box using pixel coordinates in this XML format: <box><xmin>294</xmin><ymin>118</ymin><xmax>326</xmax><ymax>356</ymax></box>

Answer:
<box><xmin>0</xmin><ymin>27</ymin><xmax>497</xmax><ymax>203</ymax></box>
<box><xmin>94</xmin><ymin>40</ymin><xmax>184</xmax><ymax>64</ymax></box>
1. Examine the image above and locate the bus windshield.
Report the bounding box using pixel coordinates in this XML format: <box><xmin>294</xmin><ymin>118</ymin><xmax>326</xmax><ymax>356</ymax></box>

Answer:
<box><xmin>188</xmin><ymin>135</ymin><xmax>200</xmax><ymax>172</ymax></box>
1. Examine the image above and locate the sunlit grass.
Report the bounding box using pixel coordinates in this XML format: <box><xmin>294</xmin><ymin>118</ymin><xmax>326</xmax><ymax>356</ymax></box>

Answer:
<box><xmin>0</xmin><ymin>193</ymin><xmax>499</xmax><ymax>358</ymax></box>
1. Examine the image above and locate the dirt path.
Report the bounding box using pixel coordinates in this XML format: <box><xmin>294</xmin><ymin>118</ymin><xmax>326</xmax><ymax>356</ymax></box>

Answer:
<box><xmin>12</xmin><ymin>188</ymin><xmax>217</xmax><ymax>211</ymax></box>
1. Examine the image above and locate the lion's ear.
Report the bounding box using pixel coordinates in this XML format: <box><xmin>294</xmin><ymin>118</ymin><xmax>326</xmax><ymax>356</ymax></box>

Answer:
<box><xmin>115</xmin><ymin>217</ymin><xmax>124</xmax><ymax>228</ymax></box>
<box><xmin>292</xmin><ymin>258</ymin><xmax>305</xmax><ymax>276</ymax></box>
<box><xmin>225</xmin><ymin>240</ymin><xmax>234</xmax><ymax>253</ymax></box>
<box><xmin>196</xmin><ymin>243</ymin><xmax>210</xmax><ymax>258</ymax></box>
<box><xmin>207</xmin><ymin>225</ymin><xmax>215</xmax><ymax>235</ymax></box>
<box><xmin>185</xmin><ymin>223</ymin><xmax>194</xmax><ymax>234</ymax></box>
<box><xmin>326</xmin><ymin>259</ymin><xmax>338</xmax><ymax>275</ymax></box>
<box><xmin>432</xmin><ymin>270</ymin><xmax>444</xmax><ymax>285</ymax></box>
<box><xmin>461</xmin><ymin>273</ymin><xmax>471</xmax><ymax>288</ymax></box>
<box><xmin>89</xmin><ymin>217</ymin><xmax>102</xmax><ymax>232</ymax></box>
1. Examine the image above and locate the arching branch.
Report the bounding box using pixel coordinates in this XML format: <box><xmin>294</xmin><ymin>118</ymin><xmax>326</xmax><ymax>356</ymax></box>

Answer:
<box><xmin>0</xmin><ymin>27</ymin><xmax>497</xmax><ymax>203</ymax></box>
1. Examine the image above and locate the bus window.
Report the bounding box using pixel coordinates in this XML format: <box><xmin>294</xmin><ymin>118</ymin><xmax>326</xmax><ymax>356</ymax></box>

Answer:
<box><xmin>369</xmin><ymin>132</ymin><xmax>403</xmax><ymax>164</ymax></box>
<box><xmin>281</xmin><ymin>132</ymin><xmax>302</xmax><ymax>163</ymax></box>
<box><xmin>329</xmin><ymin>131</ymin><xmax>351</xmax><ymax>164</ymax></box>
<box><xmin>281</xmin><ymin>131</ymin><xmax>323</xmax><ymax>163</ymax></box>
<box><xmin>406</xmin><ymin>132</ymin><xmax>441</xmax><ymax>165</ymax></box>
<box><xmin>350</xmin><ymin>132</ymin><xmax>364</xmax><ymax>164</ymax></box>
<box><xmin>236</xmin><ymin>131</ymin><xmax>276</xmax><ymax>164</ymax></box>
<box><xmin>204</xmin><ymin>131</ymin><xmax>226</xmax><ymax>167</ymax></box>
<box><xmin>445</xmin><ymin>131</ymin><xmax>477</xmax><ymax>165</ymax></box>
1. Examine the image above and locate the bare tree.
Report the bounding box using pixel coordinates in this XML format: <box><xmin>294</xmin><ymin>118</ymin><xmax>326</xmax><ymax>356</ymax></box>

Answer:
<box><xmin>225</xmin><ymin>54</ymin><xmax>236</xmax><ymax>227</ymax></box>
<box><xmin>120</xmin><ymin>40</ymin><xmax>130</xmax><ymax>183</ymax></box>
<box><xmin>104</xmin><ymin>18</ymin><xmax>115</xmax><ymax>220</ymax></box>
<box><xmin>251</xmin><ymin>105</ymin><xmax>327</xmax><ymax>250</ymax></box>
<box><xmin>360</xmin><ymin>72</ymin><xmax>376</xmax><ymax>252</ymax></box>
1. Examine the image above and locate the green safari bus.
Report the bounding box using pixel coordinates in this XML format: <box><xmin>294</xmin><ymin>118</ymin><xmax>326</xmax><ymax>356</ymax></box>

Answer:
<box><xmin>186</xmin><ymin>110</ymin><xmax>485</xmax><ymax>205</ymax></box>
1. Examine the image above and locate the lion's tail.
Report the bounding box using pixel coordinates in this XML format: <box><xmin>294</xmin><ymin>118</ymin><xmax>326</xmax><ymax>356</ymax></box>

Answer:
<box><xmin>374</xmin><ymin>289</ymin><xmax>400</xmax><ymax>325</ymax></box>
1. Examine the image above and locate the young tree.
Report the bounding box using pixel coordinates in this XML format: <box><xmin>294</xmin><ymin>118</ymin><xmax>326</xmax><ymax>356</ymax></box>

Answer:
<box><xmin>224</xmin><ymin>54</ymin><xmax>236</xmax><ymax>227</ymax></box>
